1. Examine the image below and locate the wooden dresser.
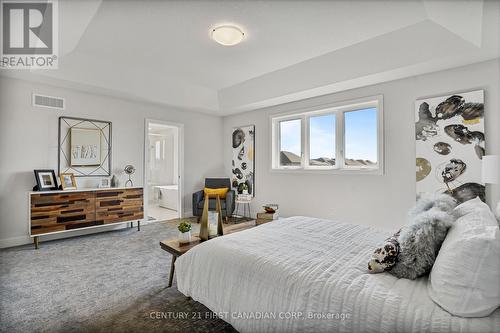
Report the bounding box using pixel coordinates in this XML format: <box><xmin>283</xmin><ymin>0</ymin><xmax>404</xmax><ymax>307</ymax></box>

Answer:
<box><xmin>29</xmin><ymin>187</ymin><xmax>143</xmax><ymax>248</ymax></box>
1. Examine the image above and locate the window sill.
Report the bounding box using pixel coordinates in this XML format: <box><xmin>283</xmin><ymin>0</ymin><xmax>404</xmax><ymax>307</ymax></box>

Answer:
<box><xmin>270</xmin><ymin>167</ymin><xmax>383</xmax><ymax>175</ymax></box>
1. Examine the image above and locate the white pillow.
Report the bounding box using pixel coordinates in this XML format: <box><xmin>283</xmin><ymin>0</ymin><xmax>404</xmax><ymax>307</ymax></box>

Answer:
<box><xmin>428</xmin><ymin>198</ymin><xmax>500</xmax><ymax>317</ymax></box>
<box><xmin>452</xmin><ymin>197</ymin><xmax>496</xmax><ymax>224</ymax></box>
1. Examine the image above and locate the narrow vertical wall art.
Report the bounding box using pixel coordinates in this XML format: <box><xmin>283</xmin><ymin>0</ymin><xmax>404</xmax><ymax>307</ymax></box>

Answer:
<box><xmin>231</xmin><ymin>125</ymin><xmax>255</xmax><ymax>196</ymax></box>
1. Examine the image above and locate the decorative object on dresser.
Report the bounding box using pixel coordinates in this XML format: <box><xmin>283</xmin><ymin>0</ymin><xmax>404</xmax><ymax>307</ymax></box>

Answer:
<box><xmin>29</xmin><ymin>187</ymin><xmax>143</xmax><ymax>249</ymax></box>
<box><xmin>58</xmin><ymin>117</ymin><xmax>112</xmax><ymax>177</ymax></box>
<box><xmin>60</xmin><ymin>173</ymin><xmax>77</xmax><ymax>190</ymax></box>
<box><xmin>231</xmin><ymin>125</ymin><xmax>255</xmax><ymax>196</ymax></box>
<box><xmin>99</xmin><ymin>177</ymin><xmax>111</xmax><ymax>188</ymax></box>
<box><xmin>199</xmin><ymin>194</ymin><xmax>224</xmax><ymax>241</ymax></box>
<box><xmin>415</xmin><ymin>90</ymin><xmax>485</xmax><ymax>204</ymax></box>
<box><xmin>110</xmin><ymin>174</ymin><xmax>119</xmax><ymax>187</ymax></box>
<box><xmin>33</xmin><ymin>169</ymin><xmax>58</xmax><ymax>191</ymax></box>
<box><xmin>124</xmin><ymin>164</ymin><xmax>136</xmax><ymax>187</ymax></box>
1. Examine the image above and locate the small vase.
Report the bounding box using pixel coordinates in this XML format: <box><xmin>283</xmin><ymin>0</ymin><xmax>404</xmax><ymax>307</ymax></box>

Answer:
<box><xmin>178</xmin><ymin>231</ymin><xmax>192</xmax><ymax>244</ymax></box>
<box><xmin>242</xmin><ymin>190</ymin><xmax>249</xmax><ymax>195</ymax></box>
<box><xmin>111</xmin><ymin>175</ymin><xmax>118</xmax><ymax>188</ymax></box>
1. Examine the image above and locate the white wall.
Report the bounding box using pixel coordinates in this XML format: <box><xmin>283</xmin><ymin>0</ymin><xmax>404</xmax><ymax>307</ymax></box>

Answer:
<box><xmin>1</xmin><ymin>59</ymin><xmax>498</xmax><ymax>247</ymax></box>
<box><xmin>223</xmin><ymin>59</ymin><xmax>500</xmax><ymax>231</ymax></box>
<box><xmin>0</xmin><ymin>77</ymin><xmax>224</xmax><ymax>247</ymax></box>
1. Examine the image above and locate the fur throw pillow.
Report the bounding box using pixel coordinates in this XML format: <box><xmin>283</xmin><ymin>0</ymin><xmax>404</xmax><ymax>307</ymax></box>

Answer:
<box><xmin>389</xmin><ymin>207</ymin><xmax>454</xmax><ymax>279</ymax></box>
<box><xmin>367</xmin><ymin>193</ymin><xmax>457</xmax><ymax>279</ymax></box>
<box><xmin>409</xmin><ymin>193</ymin><xmax>457</xmax><ymax>218</ymax></box>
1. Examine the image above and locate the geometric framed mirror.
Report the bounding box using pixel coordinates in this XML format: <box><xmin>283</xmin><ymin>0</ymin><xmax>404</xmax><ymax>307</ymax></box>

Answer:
<box><xmin>58</xmin><ymin>116</ymin><xmax>112</xmax><ymax>177</ymax></box>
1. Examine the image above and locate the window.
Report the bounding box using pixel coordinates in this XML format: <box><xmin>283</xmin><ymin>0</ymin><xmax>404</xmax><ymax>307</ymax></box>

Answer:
<box><xmin>309</xmin><ymin>114</ymin><xmax>335</xmax><ymax>167</ymax></box>
<box><xmin>279</xmin><ymin>119</ymin><xmax>302</xmax><ymax>167</ymax></box>
<box><xmin>271</xmin><ymin>95</ymin><xmax>383</xmax><ymax>173</ymax></box>
<box><xmin>344</xmin><ymin>108</ymin><xmax>378</xmax><ymax>167</ymax></box>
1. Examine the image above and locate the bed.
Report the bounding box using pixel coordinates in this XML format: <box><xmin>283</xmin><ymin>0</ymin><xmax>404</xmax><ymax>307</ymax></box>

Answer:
<box><xmin>176</xmin><ymin>216</ymin><xmax>500</xmax><ymax>333</ymax></box>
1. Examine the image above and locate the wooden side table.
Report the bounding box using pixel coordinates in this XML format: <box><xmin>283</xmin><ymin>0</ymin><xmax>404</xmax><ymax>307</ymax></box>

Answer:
<box><xmin>159</xmin><ymin>221</ymin><xmax>256</xmax><ymax>287</ymax></box>
<box><xmin>160</xmin><ymin>235</ymin><xmax>202</xmax><ymax>288</ymax></box>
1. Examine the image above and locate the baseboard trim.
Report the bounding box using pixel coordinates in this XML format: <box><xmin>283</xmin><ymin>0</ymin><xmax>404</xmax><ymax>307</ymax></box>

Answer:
<box><xmin>0</xmin><ymin>221</ymin><xmax>141</xmax><ymax>249</ymax></box>
<box><xmin>0</xmin><ymin>235</ymin><xmax>32</xmax><ymax>248</ymax></box>
<box><xmin>0</xmin><ymin>216</ymin><xmax>196</xmax><ymax>249</ymax></box>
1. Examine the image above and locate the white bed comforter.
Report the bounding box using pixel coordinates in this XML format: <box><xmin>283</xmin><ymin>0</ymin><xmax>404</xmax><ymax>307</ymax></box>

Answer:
<box><xmin>176</xmin><ymin>216</ymin><xmax>500</xmax><ymax>333</ymax></box>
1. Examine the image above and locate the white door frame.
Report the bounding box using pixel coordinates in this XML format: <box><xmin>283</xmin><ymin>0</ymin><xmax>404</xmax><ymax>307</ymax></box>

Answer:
<box><xmin>144</xmin><ymin>118</ymin><xmax>184</xmax><ymax>220</ymax></box>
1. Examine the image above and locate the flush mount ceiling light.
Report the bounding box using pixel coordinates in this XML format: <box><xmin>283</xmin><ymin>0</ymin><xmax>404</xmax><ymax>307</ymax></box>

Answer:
<box><xmin>211</xmin><ymin>25</ymin><xmax>245</xmax><ymax>46</ymax></box>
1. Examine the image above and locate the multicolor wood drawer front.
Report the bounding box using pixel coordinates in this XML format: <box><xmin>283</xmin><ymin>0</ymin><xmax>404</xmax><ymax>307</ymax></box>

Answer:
<box><xmin>30</xmin><ymin>188</ymin><xmax>143</xmax><ymax>236</ymax></box>
<box><xmin>31</xmin><ymin>192</ymin><xmax>96</xmax><ymax>235</ymax></box>
<box><xmin>96</xmin><ymin>188</ymin><xmax>144</xmax><ymax>224</ymax></box>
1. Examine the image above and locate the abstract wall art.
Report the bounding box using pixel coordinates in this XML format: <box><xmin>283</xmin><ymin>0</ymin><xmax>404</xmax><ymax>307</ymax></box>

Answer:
<box><xmin>415</xmin><ymin>90</ymin><xmax>485</xmax><ymax>203</ymax></box>
<box><xmin>231</xmin><ymin>125</ymin><xmax>255</xmax><ymax>196</ymax></box>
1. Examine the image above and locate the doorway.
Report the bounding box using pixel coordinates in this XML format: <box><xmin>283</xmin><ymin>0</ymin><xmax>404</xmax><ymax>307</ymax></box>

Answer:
<box><xmin>144</xmin><ymin>120</ymin><xmax>183</xmax><ymax>222</ymax></box>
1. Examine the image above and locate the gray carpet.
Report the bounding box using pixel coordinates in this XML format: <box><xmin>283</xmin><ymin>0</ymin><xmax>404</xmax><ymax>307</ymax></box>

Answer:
<box><xmin>0</xmin><ymin>220</ymin><xmax>237</xmax><ymax>333</ymax></box>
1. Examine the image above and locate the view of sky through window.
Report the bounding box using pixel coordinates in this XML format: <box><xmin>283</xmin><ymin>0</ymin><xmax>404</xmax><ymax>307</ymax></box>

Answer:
<box><xmin>309</xmin><ymin>114</ymin><xmax>335</xmax><ymax>166</ymax></box>
<box><xmin>278</xmin><ymin>107</ymin><xmax>377</xmax><ymax>168</ymax></box>
<box><xmin>280</xmin><ymin>119</ymin><xmax>301</xmax><ymax>166</ymax></box>
<box><xmin>344</xmin><ymin>107</ymin><xmax>377</xmax><ymax>164</ymax></box>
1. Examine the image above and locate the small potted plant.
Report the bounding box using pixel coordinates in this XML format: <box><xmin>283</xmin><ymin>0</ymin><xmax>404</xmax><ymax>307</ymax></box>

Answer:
<box><xmin>241</xmin><ymin>183</ymin><xmax>249</xmax><ymax>195</ymax></box>
<box><xmin>177</xmin><ymin>221</ymin><xmax>192</xmax><ymax>244</ymax></box>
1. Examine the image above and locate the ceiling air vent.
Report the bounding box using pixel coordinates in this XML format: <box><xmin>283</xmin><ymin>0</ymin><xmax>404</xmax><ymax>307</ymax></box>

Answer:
<box><xmin>32</xmin><ymin>94</ymin><xmax>65</xmax><ymax>110</ymax></box>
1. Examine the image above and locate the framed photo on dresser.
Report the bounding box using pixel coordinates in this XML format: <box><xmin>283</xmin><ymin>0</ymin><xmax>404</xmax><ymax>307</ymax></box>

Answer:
<box><xmin>34</xmin><ymin>169</ymin><xmax>58</xmax><ymax>191</ymax></box>
<box><xmin>60</xmin><ymin>173</ymin><xmax>77</xmax><ymax>190</ymax></box>
<box><xmin>99</xmin><ymin>177</ymin><xmax>111</xmax><ymax>188</ymax></box>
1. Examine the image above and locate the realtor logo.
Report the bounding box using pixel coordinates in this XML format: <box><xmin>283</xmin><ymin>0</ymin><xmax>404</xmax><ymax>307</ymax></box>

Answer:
<box><xmin>1</xmin><ymin>0</ymin><xmax>58</xmax><ymax>69</ymax></box>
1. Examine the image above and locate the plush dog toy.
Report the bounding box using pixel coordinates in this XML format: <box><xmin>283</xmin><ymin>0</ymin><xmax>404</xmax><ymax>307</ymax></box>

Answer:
<box><xmin>368</xmin><ymin>231</ymin><xmax>400</xmax><ymax>273</ymax></box>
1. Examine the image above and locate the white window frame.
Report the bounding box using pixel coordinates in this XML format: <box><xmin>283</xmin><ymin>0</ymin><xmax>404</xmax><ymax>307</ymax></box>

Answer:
<box><xmin>271</xmin><ymin>95</ymin><xmax>384</xmax><ymax>175</ymax></box>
